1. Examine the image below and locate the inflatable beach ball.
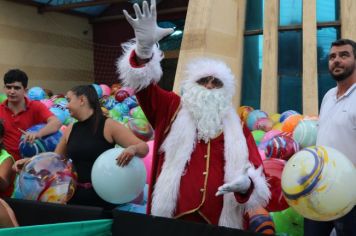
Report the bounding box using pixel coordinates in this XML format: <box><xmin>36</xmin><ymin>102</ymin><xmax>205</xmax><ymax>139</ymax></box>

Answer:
<box><xmin>19</xmin><ymin>152</ymin><xmax>77</xmax><ymax>203</ymax></box>
<box><xmin>281</xmin><ymin>146</ymin><xmax>356</xmax><ymax>221</ymax></box>
<box><xmin>91</xmin><ymin>147</ymin><xmax>146</xmax><ymax>204</ymax></box>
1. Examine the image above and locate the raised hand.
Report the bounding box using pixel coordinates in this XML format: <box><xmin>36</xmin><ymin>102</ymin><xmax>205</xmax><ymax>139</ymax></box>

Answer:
<box><xmin>123</xmin><ymin>0</ymin><xmax>174</xmax><ymax>59</ymax></box>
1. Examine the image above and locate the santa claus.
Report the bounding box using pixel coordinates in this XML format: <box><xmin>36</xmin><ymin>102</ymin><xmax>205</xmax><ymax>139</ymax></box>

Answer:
<box><xmin>117</xmin><ymin>0</ymin><xmax>270</xmax><ymax>229</ymax></box>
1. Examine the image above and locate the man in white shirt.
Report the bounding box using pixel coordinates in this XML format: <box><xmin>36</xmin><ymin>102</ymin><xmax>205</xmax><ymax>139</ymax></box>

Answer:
<box><xmin>304</xmin><ymin>39</ymin><xmax>356</xmax><ymax>236</ymax></box>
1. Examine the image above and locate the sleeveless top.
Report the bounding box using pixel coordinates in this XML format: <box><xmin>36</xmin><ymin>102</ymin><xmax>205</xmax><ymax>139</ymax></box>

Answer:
<box><xmin>66</xmin><ymin>114</ymin><xmax>116</xmax><ymax>209</ymax></box>
<box><xmin>0</xmin><ymin>149</ymin><xmax>14</xmax><ymax>197</ymax></box>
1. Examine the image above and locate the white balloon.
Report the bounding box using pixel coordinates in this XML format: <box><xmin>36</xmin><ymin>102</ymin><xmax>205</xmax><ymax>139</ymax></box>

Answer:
<box><xmin>91</xmin><ymin>147</ymin><xmax>146</xmax><ymax>204</ymax></box>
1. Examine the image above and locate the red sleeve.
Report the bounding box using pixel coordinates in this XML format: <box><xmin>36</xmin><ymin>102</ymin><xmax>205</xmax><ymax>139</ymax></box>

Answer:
<box><xmin>243</xmin><ymin>124</ymin><xmax>263</xmax><ymax>168</ymax></box>
<box><xmin>234</xmin><ymin>178</ymin><xmax>254</xmax><ymax>203</ymax></box>
<box><xmin>32</xmin><ymin>101</ymin><xmax>54</xmax><ymax>124</ymax></box>
<box><xmin>233</xmin><ymin>124</ymin><xmax>264</xmax><ymax>203</ymax></box>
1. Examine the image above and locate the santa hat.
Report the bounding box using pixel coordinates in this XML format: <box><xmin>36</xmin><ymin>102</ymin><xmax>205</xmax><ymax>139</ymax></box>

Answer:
<box><xmin>181</xmin><ymin>57</ymin><xmax>235</xmax><ymax>98</ymax></box>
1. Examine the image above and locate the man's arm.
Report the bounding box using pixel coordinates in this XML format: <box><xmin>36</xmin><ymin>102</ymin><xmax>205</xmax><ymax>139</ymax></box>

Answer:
<box><xmin>25</xmin><ymin>116</ymin><xmax>61</xmax><ymax>143</ymax></box>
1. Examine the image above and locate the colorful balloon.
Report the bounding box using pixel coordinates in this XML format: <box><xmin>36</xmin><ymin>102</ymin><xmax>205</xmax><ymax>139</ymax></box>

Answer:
<box><xmin>269</xmin><ymin>113</ymin><xmax>281</xmax><ymax>124</ymax></box>
<box><xmin>19</xmin><ymin>124</ymin><xmax>63</xmax><ymax>158</ymax></box>
<box><xmin>263</xmin><ymin>158</ymin><xmax>289</xmax><ymax>212</ymax></box>
<box><xmin>92</xmin><ymin>84</ymin><xmax>103</xmax><ymax>98</ymax></box>
<box><xmin>248</xmin><ymin>207</ymin><xmax>275</xmax><ymax>235</ymax></box>
<box><xmin>292</xmin><ymin>119</ymin><xmax>318</xmax><ymax>148</ymax></box>
<box><xmin>237</xmin><ymin>106</ymin><xmax>254</xmax><ymax>123</ymax></box>
<box><xmin>122</xmin><ymin>96</ymin><xmax>138</xmax><ymax>109</ymax></box>
<box><xmin>115</xmin><ymin>89</ymin><xmax>130</xmax><ymax>103</ymax></box>
<box><xmin>129</xmin><ymin>106</ymin><xmax>147</xmax><ymax>120</ymax></box>
<box><xmin>272</xmin><ymin>122</ymin><xmax>283</xmax><ymax>131</ymax></box>
<box><xmin>40</xmin><ymin>99</ymin><xmax>54</xmax><ymax>109</ymax></box>
<box><xmin>253</xmin><ymin>117</ymin><xmax>273</xmax><ymax>132</ymax></box>
<box><xmin>270</xmin><ymin>208</ymin><xmax>303</xmax><ymax>236</ymax></box>
<box><xmin>279</xmin><ymin>110</ymin><xmax>300</xmax><ymax>123</ymax></box>
<box><xmin>0</xmin><ymin>93</ymin><xmax>7</xmax><ymax>103</ymax></box>
<box><xmin>281</xmin><ymin>146</ymin><xmax>356</xmax><ymax>221</ymax></box>
<box><xmin>28</xmin><ymin>87</ymin><xmax>46</xmax><ymax>101</ymax></box>
<box><xmin>19</xmin><ymin>138</ymin><xmax>48</xmax><ymax>158</ymax></box>
<box><xmin>50</xmin><ymin>106</ymin><xmax>68</xmax><ymax>124</ymax></box>
<box><xmin>100</xmin><ymin>95</ymin><xmax>117</xmax><ymax>110</ymax></box>
<box><xmin>265</xmin><ymin>135</ymin><xmax>299</xmax><ymax>161</ymax></box>
<box><xmin>128</xmin><ymin>118</ymin><xmax>154</xmax><ymax>142</ymax></box>
<box><xmin>120</xmin><ymin>87</ymin><xmax>135</xmax><ymax>96</ymax></box>
<box><xmin>281</xmin><ymin>114</ymin><xmax>303</xmax><ymax>134</ymax></box>
<box><xmin>246</xmin><ymin>110</ymin><xmax>268</xmax><ymax>131</ymax></box>
<box><xmin>252</xmin><ymin>130</ymin><xmax>265</xmax><ymax>146</ymax></box>
<box><xmin>143</xmin><ymin>141</ymin><xmax>154</xmax><ymax>185</ymax></box>
<box><xmin>19</xmin><ymin>152</ymin><xmax>77</xmax><ymax>203</ymax></box>
<box><xmin>91</xmin><ymin>147</ymin><xmax>146</xmax><ymax>204</ymax></box>
<box><xmin>110</xmin><ymin>83</ymin><xmax>122</xmax><ymax>96</ymax></box>
<box><xmin>99</xmin><ymin>84</ymin><xmax>111</xmax><ymax>97</ymax></box>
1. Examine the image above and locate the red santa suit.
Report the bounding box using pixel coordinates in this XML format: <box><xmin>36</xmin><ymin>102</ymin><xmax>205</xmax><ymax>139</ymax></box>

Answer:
<box><xmin>117</xmin><ymin>42</ymin><xmax>270</xmax><ymax>229</ymax></box>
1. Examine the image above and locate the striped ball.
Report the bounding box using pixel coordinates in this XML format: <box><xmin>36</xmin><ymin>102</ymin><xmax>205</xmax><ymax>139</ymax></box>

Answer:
<box><xmin>248</xmin><ymin>207</ymin><xmax>275</xmax><ymax>234</ymax></box>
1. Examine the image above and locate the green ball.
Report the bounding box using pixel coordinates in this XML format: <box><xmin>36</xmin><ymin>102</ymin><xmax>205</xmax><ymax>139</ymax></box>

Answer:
<box><xmin>0</xmin><ymin>93</ymin><xmax>7</xmax><ymax>103</ymax></box>
<box><xmin>270</xmin><ymin>208</ymin><xmax>304</xmax><ymax>236</ymax></box>
<box><xmin>131</xmin><ymin>106</ymin><xmax>147</xmax><ymax>120</ymax></box>
<box><xmin>252</xmin><ymin>130</ymin><xmax>265</xmax><ymax>145</ymax></box>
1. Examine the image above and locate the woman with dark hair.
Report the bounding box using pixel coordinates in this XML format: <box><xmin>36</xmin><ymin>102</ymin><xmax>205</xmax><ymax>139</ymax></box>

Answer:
<box><xmin>14</xmin><ymin>85</ymin><xmax>149</xmax><ymax>209</ymax></box>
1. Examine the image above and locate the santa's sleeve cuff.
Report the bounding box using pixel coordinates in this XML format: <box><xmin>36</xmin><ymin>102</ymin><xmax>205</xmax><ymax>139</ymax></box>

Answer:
<box><xmin>116</xmin><ymin>40</ymin><xmax>163</xmax><ymax>92</ymax></box>
<box><xmin>241</xmin><ymin>166</ymin><xmax>271</xmax><ymax>212</ymax></box>
<box><xmin>234</xmin><ymin>178</ymin><xmax>254</xmax><ymax>203</ymax></box>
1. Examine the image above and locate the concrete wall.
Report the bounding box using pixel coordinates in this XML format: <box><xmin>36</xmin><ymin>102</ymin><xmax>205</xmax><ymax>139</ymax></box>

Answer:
<box><xmin>0</xmin><ymin>1</ymin><xmax>93</xmax><ymax>94</ymax></box>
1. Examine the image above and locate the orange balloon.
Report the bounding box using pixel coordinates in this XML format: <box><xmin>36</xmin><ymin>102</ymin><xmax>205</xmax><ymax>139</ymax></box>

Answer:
<box><xmin>110</xmin><ymin>83</ymin><xmax>122</xmax><ymax>96</ymax></box>
<box><xmin>237</xmin><ymin>106</ymin><xmax>254</xmax><ymax>123</ymax></box>
<box><xmin>282</xmin><ymin>114</ymin><xmax>303</xmax><ymax>133</ymax></box>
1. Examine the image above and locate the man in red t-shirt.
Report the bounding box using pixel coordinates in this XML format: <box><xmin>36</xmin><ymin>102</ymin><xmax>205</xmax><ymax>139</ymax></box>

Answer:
<box><xmin>0</xmin><ymin>69</ymin><xmax>62</xmax><ymax>161</ymax></box>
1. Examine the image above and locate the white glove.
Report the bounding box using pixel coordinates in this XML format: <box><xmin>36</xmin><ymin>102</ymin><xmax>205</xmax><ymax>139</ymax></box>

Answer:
<box><xmin>123</xmin><ymin>0</ymin><xmax>174</xmax><ymax>59</ymax></box>
<box><xmin>215</xmin><ymin>175</ymin><xmax>251</xmax><ymax>196</ymax></box>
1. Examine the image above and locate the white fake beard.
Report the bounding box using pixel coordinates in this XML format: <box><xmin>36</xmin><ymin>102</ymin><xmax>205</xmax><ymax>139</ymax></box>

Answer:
<box><xmin>181</xmin><ymin>83</ymin><xmax>231</xmax><ymax>143</ymax></box>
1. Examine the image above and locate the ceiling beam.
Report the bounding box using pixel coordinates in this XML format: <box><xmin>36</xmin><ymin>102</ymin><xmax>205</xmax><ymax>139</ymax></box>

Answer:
<box><xmin>39</xmin><ymin>0</ymin><xmax>125</xmax><ymax>13</ymax></box>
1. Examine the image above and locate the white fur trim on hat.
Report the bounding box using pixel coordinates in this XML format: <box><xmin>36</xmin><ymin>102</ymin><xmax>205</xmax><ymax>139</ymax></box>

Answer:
<box><xmin>116</xmin><ymin>40</ymin><xmax>163</xmax><ymax>91</ymax></box>
<box><xmin>182</xmin><ymin>58</ymin><xmax>235</xmax><ymax>98</ymax></box>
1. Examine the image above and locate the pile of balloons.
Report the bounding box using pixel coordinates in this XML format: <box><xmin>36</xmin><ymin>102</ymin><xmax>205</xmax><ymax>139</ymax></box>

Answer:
<box><xmin>239</xmin><ymin>105</ymin><xmax>356</xmax><ymax>235</ymax></box>
<box><xmin>237</xmin><ymin>106</ymin><xmax>317</xmax><ymax>235</ymax></box>
<box><xmin>25</xmin><ymin>83</ymin><xmax>154</xmax><ymax>143</ymax></box>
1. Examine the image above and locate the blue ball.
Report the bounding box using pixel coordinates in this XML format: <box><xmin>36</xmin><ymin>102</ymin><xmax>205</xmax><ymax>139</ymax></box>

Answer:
<box><xmin>19</xmin><ymin>124</ymin><xmax>63</xmax><ymax>158</ymax></box>
<box><xmin>19</xmin><ymin>138</ymin><xmax>48</xmax><ymax>158</ymax></box>
<box><xmin>279</xmin><ymin>110</ymin><xmax>300</xmax><ymax>123</ymax></box>
<box><xmin>28</xmin><ymin>87</ymin><xmax>46</xmax><ymax>100</ymax></box>
<box><xmin>112</xmin><ymin>103</ymin><xmax>130</xmax><ymax>117</ymax></box>
<box><xmin>122</xmin><ymin>96</ymin><xmax>138</xmax><ymax>109</ymax></box>
<box><xmin>100</xmin><ymin>96</ymin><xmax>117</xmax><ymax>110</ymax></box>
<box><xmin>92</xmin><ymin>84</ymin><xmax>103</xmax><ymax>98</ymax></box>
<box><xmin>50</xmin><ymin>106</ymin><xmax>68</xmax><ymax>124</ymax></box>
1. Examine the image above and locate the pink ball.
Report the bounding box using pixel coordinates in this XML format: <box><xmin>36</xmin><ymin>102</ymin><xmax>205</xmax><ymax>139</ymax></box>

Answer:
<box><xmin>261</xmin><ymin>130</ymin><xmax>282</xmax><ymax>144</ymax></box>
<box><xmin>100</xmin><ymin>84</ymin><xmax>111</xmax><ymax>97</ymax></box>
<box><xmin>143</xmin><ymin>141</ymin><xmax>154</xmax><ymax>185</ymax></box>
<box><xmin>120</xmin><ymin>87</ymin><xmax>135</xmax><ymax>96</ymax></box>
<box><xmin>258</xmin><ymin>148</ymin><xmax>266</xmax><ymax>161</ymax></box>
<box><xmin>60</xmin><ymin>125</ymin><xmax>67</xmax><ymax>134</ymax></box>
<box><xmin>40</xmin><ymin>99</ymin><xmax>54</xmax><ymax>109</ymax></box>
<box><xmin>253</xmin><ymin>117</ymin><xmax>273</xmax><ymax>132</ymax></box>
